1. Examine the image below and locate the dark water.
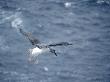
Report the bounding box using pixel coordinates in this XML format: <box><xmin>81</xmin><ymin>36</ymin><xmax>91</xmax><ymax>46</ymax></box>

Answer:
<box><xmin>0</xmin><ymin>0</ymin><xmax>110</xmax><ymax>82</ymax></box>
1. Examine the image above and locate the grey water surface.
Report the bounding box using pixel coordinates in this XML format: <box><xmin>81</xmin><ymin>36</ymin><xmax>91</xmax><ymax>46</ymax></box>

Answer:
<box><xmin>0</xmin><ymin>0</ymin><xmax>110</xmax><ymax>82</ymax></box>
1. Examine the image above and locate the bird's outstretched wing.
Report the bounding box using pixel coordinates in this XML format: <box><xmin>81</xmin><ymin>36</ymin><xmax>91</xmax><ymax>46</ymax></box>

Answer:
<box><xmin>47</xmin><ymin>42</ymin><xmax>72</xmax><ymax>56</ymax></box>
<box><xmin>19</xmin><ymin>28</ymin><xmax>40</xmax><ymax>45</ymax></box>
<box><xmin>48</xmin><ymin>42</ymin><xmax>72</xmax><ymax>47</ymax></box>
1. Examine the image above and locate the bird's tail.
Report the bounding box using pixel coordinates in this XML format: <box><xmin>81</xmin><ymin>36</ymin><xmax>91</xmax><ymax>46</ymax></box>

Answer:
<box><xmin>28</xmin><ymin>49</ymin><xmax>39</xmax><ymax>64</ymax></box>
<box><xmin>49</xmin><ymin>48</ymin><xmax>57</xmax><ymax>56</ymax></box>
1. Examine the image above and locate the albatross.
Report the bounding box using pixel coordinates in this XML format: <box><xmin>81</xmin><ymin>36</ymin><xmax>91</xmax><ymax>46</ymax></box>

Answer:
<box><xmin>19</xmin><ymin>28</ymin><xmax>72</xmax><ymax>63</ymax></box>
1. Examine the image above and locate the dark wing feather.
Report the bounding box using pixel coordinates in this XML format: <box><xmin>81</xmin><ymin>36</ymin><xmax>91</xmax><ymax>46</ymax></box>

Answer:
<box><xmin>19</xmin><ymin>28</ymin><xmax>40</xmax><ymax>45</ymax></box>
<box><xmin>48</xmin><ymin>42</ymin><xmax>72</xmax><ymax>47</ymax></box>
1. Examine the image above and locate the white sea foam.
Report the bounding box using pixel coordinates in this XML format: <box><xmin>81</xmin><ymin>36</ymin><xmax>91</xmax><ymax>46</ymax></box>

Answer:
<box><xmin>11</xmin><ymin>17</ymin><xmax>23</xmax><ymax>29</ymax></box>
<box><xmin>0</xmin><ymin>11</ymin><xmax>23</xmax><ymax>30</ymax></box>
<box><xmin>44</xmin><ymin>66</ymin><xmax>49</xmax><ymax>71</ymax></box>
<box><xmin>0</xmin><ymin>11</ymin><xmax>19</xmax><ymax>23</ymax></box>
<box><xmin>64</xmin><ymin>2</ymin><xmax>72</xmax><ymax>8</ymax></box>
<box><xmin>9</xmin><ymin>12</ymin><xmax>24</xmax><ymax>30</ymax></box>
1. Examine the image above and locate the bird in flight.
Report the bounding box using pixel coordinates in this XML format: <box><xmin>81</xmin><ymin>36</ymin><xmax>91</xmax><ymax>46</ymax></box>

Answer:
<box><xmin>19</xmin><ymin>28</ymin><xmax>72</xmax><ymax>63</ymax></box>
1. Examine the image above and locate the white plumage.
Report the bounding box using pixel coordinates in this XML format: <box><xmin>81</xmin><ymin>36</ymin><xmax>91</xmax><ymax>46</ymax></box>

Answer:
<box><xmin>28</xmin><ymin>47</ymin><xmax>49</xmax><ymax>64</ymax></box>
<box><xmin>31</xmin><ymin>47</ymin><xmax>43</xmax><ymax>55</ymax></box>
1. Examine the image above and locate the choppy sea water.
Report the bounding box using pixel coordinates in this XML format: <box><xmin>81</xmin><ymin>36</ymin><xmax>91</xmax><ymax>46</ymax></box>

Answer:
<box><xmin>0</xmin><ymin>0</ymin><xmax>110</xmax><ymax>82</ymax></box>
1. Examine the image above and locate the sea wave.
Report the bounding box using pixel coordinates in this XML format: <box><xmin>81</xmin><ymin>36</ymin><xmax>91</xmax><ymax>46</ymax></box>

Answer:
<box><xmin>84</xmin><ymin>0</ymin><xmax>110</xmax><ymax>5</ymax></box>
<box><xmin>0</xmin><ymin>9</ymin><xmax>24</xmax><ymax>32</ymax></box>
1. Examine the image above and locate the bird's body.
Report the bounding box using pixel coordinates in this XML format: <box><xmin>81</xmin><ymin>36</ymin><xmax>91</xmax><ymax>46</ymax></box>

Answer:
<box><xmin>30</xmin><ymin>47</ymin><xmax>49</xmax><ymax>55</ymax></box>
<box><xmin>19</xmin><ymin>28</ymin><xmax>72</xmax><ymax>63</ymax></box>
<box><xmin>28</xmin><ymin>47</ymin><xmax>50</xmax><ymax>63</ymax></box>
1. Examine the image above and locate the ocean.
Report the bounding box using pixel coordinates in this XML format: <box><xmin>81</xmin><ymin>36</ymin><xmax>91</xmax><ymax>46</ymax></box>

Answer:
<box><xmin>0</xmin><ymin>0</ymin><xmax>110</xmax><ymax>82</ymax></box>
